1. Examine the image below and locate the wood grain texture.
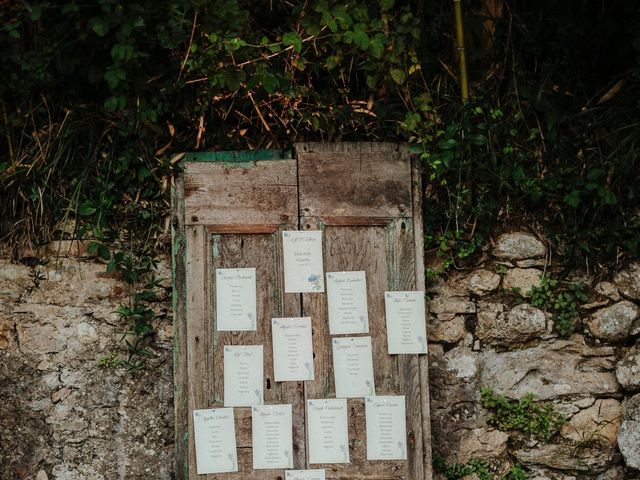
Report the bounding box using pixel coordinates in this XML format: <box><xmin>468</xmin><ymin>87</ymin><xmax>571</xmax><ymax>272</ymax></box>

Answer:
<box><xmin>296</xmin><ymin>142</ymin><xmax>412</xmax><ymax>219</ymax></box>
<box><xmin>173</xmin><ymin>176</ymin><xmax>189</xmax><ymax>480</ymax></box>
<box><xmin>185</xmin><ymin>225</ymin><xmax>211</xmax><ymax>478</ymax></box>
<box><xmin>184</xmin><ymin>160</ymin><xmax>297</xmax><ymax>226</ymax></box>
<box><xmin>412</xmin><ymin>160</ymin><xmax>433</xmax><ymax>480</ymax></box>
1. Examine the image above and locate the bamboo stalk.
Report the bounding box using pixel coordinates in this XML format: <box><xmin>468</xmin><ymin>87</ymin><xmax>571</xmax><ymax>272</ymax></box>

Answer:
<box><xmin>453</xmin><ymin>0</ymin><xmax>469</xmax><ymax>102</ymax></box>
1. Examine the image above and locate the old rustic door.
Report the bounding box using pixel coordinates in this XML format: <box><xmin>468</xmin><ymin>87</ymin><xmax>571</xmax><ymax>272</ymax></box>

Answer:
<box><xmin>173</xmin><ymin>143</ymin><xmax>432</xmax><ymax>480</ymax></box>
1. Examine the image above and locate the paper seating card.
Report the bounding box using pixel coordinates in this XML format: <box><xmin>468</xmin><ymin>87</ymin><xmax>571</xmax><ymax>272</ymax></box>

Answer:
<box><xmin>365</xmin><ymin>395</ymin><xmax>407</xmax><ymax>460</ymax></box>
<box><xmin>282</xmin><ymin>231</ymin><xmax>325</xmax><ymax>293</ymax></box>
<box><xmin>326</xmin><ymin>271</ymin><xmax>369</xmax><ymax>334</ymax></box>
<box><xmin>332</xmin><ymin>336</ymin><xmax>375</xmax><ymax>398</ymax></box>
<box><xmin>272</xmin><ymin>317</ymin><xmax>315</xmax><ymax>381</ymax></box>
<box><xmin>384</xmin><ymin>291</ymin><xmax>428</xmax><ymax>354</ymax></box>
<box><xmin>193</xmin><ymin>408</ymin><xmax>238</xmax><ymax>474</ymax></box>
<box><xmin>216</xmin><ymin>268</ymin><xmax>257</xmax><ymax>331</ymax></box>
<box><xmin>252</xmin><ymin>404</ymin><xmax>294</xmax><ymax>469</ymax></box>
<box><xmin>224</xmin><ymin>345</ymin><xmax>263</xmax><ymax>406</ymax></box>
<box><xmin>285</xmin><ymin>469</ymin><xmax>326</xmax><ymax>480</ymax></box>
<box><xmin>307</xmin><ymin>398</ymin><xmax>350</xmax><ymax>464</ymax></box>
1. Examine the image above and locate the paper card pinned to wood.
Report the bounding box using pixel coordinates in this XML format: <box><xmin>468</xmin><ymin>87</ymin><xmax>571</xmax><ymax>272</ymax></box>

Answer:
<box><xmin>326</xmin><ymin>271</ymin><xmax>369</xmax><ymax>334</ymax></box>
<box><xmin>332</xmin><ymin>336</ymin><xmax>375</xmax><ymax>398</ymax></box>
<box><xmin>285</xmin><ymin>469</ymin><xmax>326</xmax><ymax>480</ymax></box>
<box><xmin>223</xmin><ymin>345</ymin><xmax>263</xmax><ymax>407</ymax></box>
<box><xmin>307</xmin><ymin>398</ymin><xmax>350</xmax><ymax>464</ymax></box>
<box><xmin>252</xmin><ymin>404</ymin><xmax>294</xmax><ymax>469</ymax></box>
<box><xmin>384</xmin><ymin>291</ymin><xmax>428</xmax><ymax>354</ymax></box>
<box><xmin>193</xmin><ymin>408</ymin><xmax>238</xmax><ymax>474</ymax></box>
<box><xmin>272</xmin><ymin>317</ymin><xmax>315</xmax><ymax>381</ymax></box>
<box><xmin>215</xmin><ymin>268</ymin><xmax>257</xmax><ymax>331</ymax></box>
<box><xmin>365</xmin><ymin>395</ymin><xmax>407</xmax><ymax>461</ymax></box>
<box><xmin>282</xmin><ymin>230</ymin><xmax>325</xmax><ymax>293</ymax></box>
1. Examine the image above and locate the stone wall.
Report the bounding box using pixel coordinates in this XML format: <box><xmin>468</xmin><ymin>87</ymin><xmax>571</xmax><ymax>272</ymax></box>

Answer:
<box><xmin>0</xmin><ymin>243</ymin><xmax>174</xmax><ymax>480</ymax></box>
<box><xmin>428</xmin><ymin>232</ymin><xmax>640</xmax><ymax>479</ymax></box>
<box><xmin>2</xmin><ymin>232</ymin><xmax>640</xmax><ymax>479</ymax></box>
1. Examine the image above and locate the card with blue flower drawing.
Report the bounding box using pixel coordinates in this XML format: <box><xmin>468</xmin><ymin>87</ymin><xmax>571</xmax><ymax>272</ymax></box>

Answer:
<box><xmin>223</xmin><ymin>345</ymin><xmax>263</xmax><ymax>407</ymax></box>
<box><xmin>285</xmin><ymin>469</ymin><xmax>326</xmax><ymax>480</ymax></box>
<box><xmin>332</xmin><ymin>336</ymin><xmax>375</xmax><ymax>398</ymax></box>
<box><xmin>215</xmin><ymin>268</ymin><xmax>257</xmax><ymax>331</ymax></box>
<box><xmin>192</xmin><ymin>407</ymin><xmax>238</xmax><ymax>474</ymax></box>
<box><xmin>282</xmin><ymin>230</ymin><xmax>325</xmax><ymax>293</ymax></box>
<box><xmin>307</xmin><ymin>398</ymin><xmax>350</xmax><ymax>464</ymax></box>
<box><xmin>384</xmin><ymin>291</ymin><xmax>428</xmax><ymax>354</ymax></box>
<box><xmin>272</xmin><ymin>317</ymin><xmax>315</xmax><ymax>381</ymax></box>
<box><xmin>252</xmin><ymin>404</ymin><xmax>294</xmax><ymax>469</ymax></box>
<box><xmin>364</xmin><ymin>395</ymin><xmax>407</xmax><ymax>461</ymax></box>
<box><xmin>326</xmin><ymin>271</ymin><xmax>369</xmax><ymax>334</ymax></box>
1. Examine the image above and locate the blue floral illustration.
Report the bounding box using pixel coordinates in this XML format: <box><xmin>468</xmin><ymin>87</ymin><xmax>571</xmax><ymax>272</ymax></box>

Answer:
<box><xmin>359</xmin><ymin>314</ymin><xmax>367</xmax><ymax>329</ymax></box>
<box><xmin>417</xmin><ymin>335</ymin><xmax>426</xmax><ymax>350</ymax></box>
<box><xmin>308</xmin><ymin>273</ymin><xmax>322</xmax><ymax>291</ymax></box>
<box><xmin>397</xmin><ymin>440</ymin><xmax>406</xmax><ymax>458</ymax></box>
<box><xmin>228</xmin><ymin>452</ymin><xmax>237</xmax><ymax>469</ymax></box>
<box><xmin>365</xmin><ymin>380</ymin><xmax>374</xmax><ymax>395</ymax></box>
<box><xmin>339</xmin><ymin>444</ymin><xmax>348</xmax><ymax>462</ymax></box>
<box><xmin>304</xmin><ymin>361</ymin><xmax>312</xmax><ymax>376</ymax></box>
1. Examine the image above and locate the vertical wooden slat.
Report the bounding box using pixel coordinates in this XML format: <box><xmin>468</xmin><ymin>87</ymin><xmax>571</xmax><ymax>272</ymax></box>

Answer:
<box><xmin>173</xmin><ymin>175</ymin><xmax>189</xmax><ymax>480</ymax></box>
<box><xmin>412</xmin><ymin>160</ymin><xmax>433</xmax><ymax>480</ymax></box>
<box><xmin>186</xmin><ymin>224</ymin><xmax>210</xmax><ymax>477</ymax></box>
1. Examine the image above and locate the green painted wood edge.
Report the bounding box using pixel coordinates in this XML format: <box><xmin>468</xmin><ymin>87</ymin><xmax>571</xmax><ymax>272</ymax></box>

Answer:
<box><xmin>182</xmin><ymin>148</ymin><xmax>292</xmax><ymax>163</ymax></box>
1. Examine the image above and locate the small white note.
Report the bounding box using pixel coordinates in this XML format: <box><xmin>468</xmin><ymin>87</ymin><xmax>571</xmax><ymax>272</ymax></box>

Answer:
<box><xmin>224</xmin><ymin>345</ymin><xmax>263</xmax><ymax>406</ymax></box>
<box><xmin>365</xmin><ymin>395</ymin><xmax>407</xmax><ymax>460</ymax></box>
<box><xmin>282</xmin><ymin>231</ymin><xmax>325</xmax><ymax>293</ymax></box>
<box><xmin>326</xmin><ymin>271</ymin><xmax>369</xmax><ymax>334</ymax></box>
<box><xmin>307</xmin><ymin>398</ymin><xmax>350</xmax><ymax>464</ymax></box>
<box><xmin>332</xmin><ymin>336</ymin><xmax>375</xmax><ymax>398</ymax></box>
<box><xmin>272</xmin><ymin>317</ymin><xmax>315</xmax><ymax>381</ymax></box>
<box><xmin>285</xmin><ymin>469</ymin><xmax>326</xmax><ymax>480</ymax></box>
<box><xmin>193</xmin><ymin>408</ymin><xmax>238</xmax><ymax>474</ymax></box>
<box><xmin>216</xmin><ymin>268</ymin><xmax>257</xmax><ymax>331</ymax></box>
<box><xmin>384</xmin><ymin>291</ymin><xmax>427</xmax><ymax>354</ymax></box>
<box><xmin>252</xmin><ymin>404</ymin><xmax>294</xmax><ymax>469</ymax></box>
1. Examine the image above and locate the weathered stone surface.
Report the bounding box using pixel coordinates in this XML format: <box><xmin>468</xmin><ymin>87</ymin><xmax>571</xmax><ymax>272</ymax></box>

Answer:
<box><xmin>503</xmin><ymin>268</ymin><xmax>543</xmax><ymax>297</ymax></box>
<box><xmin>619</xmin><ymin>393</ymin><xmax>640</xmax><ymax>470</ymax></box>
<box><xmin>514</xmin><ymin>443</ymin><xmax>614</xmax><ymax>473</ymax></box>
<box><xmin>477</xmin><ymin>303</ymin><xmax>546</xmax><ymax>345</ymax></box>
<box><xmin>586</xmin><ymin>300</ymin><xmax>640</xmax><ymax>343</ymax></box>
<box><xmin>560</xmin><ymin>398</ymin><xmax>622</xmax><ymax>446</ymax></box>
<box><xmin>596</xmin><ymin>281</ymin><xmax>621</xmax><ymax>301</ymax></box>
<box><xmin>36</xmin><ymin>470</ymin><xmax>49</xmax><ymax>480</ymax></box>
<box><xmin>457</xmin><ymin>428</ymin><xmax>509</xmax><ymax>463</ymax></box>
<box><xmin>493</xmin><ymin>232</ymin><xmax>547</xmax><ymax>260</ymax></box>
<box><xmin>428</xmin><ymin>315</ymin><xmax>467</xmax><ymax>343</ymax></box>
<box><xmin>468</xmin><ymin>269</ymin><xmax>501</xmax><ymax>296</ymax></box>
<box><xmin>613</xmin><ymin>262</ymin><xmax>640</xmax><ymax>301</ymax></box>
<box><xmin>516</xmin><ymin>259</ymin><xmax>548</xmax><ymax>268</ymax></box>
<box><xmin>596</xmin><ymin>466</ymin><xmax>633</xmax><ymax>480</ymax></box>
<box><xmin>616</xmin><ymin>346</ymin><xmax>640</xmax><ymax>392</ymax></box>
<box><xmin>479</xmin><ymin>335</ymin><xmax>619</xmax><ymax>400</ymax></box>
<box><xmin>429</xmin><ymin>296</ymin><xmax>476</xmax><ymax>315</ymax></box>
<box><xmin>445</xmin><ymin>345</ymin><xmax>479</xmax><ymax>381</ymax></box>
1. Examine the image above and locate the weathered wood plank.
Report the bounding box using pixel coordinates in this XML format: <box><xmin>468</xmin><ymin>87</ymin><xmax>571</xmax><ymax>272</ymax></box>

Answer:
<box><xmin>210</xmin><ymin>233</ymin><xmax>283</xmax><ymax>406</ymax></box>
<box><xmin>412</xmin><ymin>160</ymin><xmax>433</xmax><ymax>480</ymax></box>
<box><xmin>296</xmin><ymin>142</ymin><xmax>412</xmax><ymax>219</ymax></box>
<box><xmin>173</xmin><ymin>175</ymin><xmax>189</xmax><ymax>480</ymax></box>
<box><xmin>184</xmin><ymin>160</ymin><xmax>297</xmax><ymax>226</ymax></box>
<box><xmin>185</xmin><ymin>225</ymin><xmax>210</xmax><ymax>478</ymax></box>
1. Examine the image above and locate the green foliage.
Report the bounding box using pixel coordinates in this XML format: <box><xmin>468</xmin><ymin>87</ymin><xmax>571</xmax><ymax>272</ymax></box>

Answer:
<box><xmin>434</xmin><ymin>455</ymin><xmax>528</xmax><ymax>480</ymax></box>
<box><xmin>529</xmin><ymin>275</ymin><xmax>587</xmax><ymax>337</ymax></box>
<box><xmin>90</xmin><ymin>240</ymin><xmax>159</xmax><ymax>371</ymax></box>
<box><xmin>480</xmin><ymin>387</ymin><xmax>566</xmax><ymax>442</ymax></box>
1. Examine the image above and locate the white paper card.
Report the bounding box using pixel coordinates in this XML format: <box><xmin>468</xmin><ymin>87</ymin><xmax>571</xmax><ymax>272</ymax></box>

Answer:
<box><xmin>224</xmin><ymin>345</ymin><xmax>263</xmax><ymax>406</ymax></box>
<box><xmin>282</xmin><ymin>231</ymin><xmax>325</xmax><ymax>293</ymax></box>
<box><xmin>326</xmin><ymin>271</ymin><xmax>369</xmax><ymax>334</ymax></box>
<box><xmin>365</xmin><ymin>395</ymin><xmax>407</xmax><ymax>460</ymax></box>
<box><xmin>332</xmin><ymin>336</ymin><xmax>375</xmax><ymax>398</ymax></box>
<box><xmin>285</xmin><ymin>469</ymin><xmax>326</xmax><ymax>480</ymax></box>
<box><xmin>307</xmin><ymin>398</ymin><xmax>350</xmax><ymax>464</ymax></box>
<box><xmin>193</xmin><ymin>408</ymin><xmax>238</xmax><ymax>474</ymax></box>
<box><xmin>216</xmin><ymin>268</ymin><xmax>257</xmax><ymax>331</ymax></box>
<box><xmin>384</xmin><ymin>291</ymin><xmax>428</xmax><ymax>354</ymax></box>
<box><xmin>272</xmin><ymin>317</ymin><xmax>315</xmax><ymax>381</ymax></box>
<box><xmin>252</xmin><ymin>404</ymin><xmax>294</xmax><ymax>469</ymax></box>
